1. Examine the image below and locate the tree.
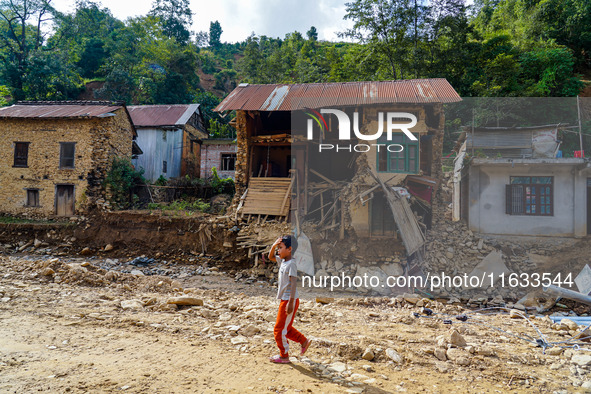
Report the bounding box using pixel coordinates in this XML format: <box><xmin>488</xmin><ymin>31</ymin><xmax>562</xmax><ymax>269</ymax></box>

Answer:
<box><xmin>209</xmin><ymin>20</ymin><xmax>222</xmax><ymax>47</ymax></box>
<box><xmin>195</xmin><ymin>30</ymin><xmax>208</xmax><ymax>47</ymax></box>
<box><xmin>342</xmin><ymin>0</ymin><xmax>415</xmax><ymax>79</ymax></box>
<box><xmin>148</xmin><ymin>0</ymin><xmax>193</xmax><ymax>44</ymax></box>
<box><xmin>0</xmin><ymin>0</ymin><xmax>57</xmax><ymax>99</ymax></box>
<box><xmin>306</xmin><ymin>26</ymin><xmax>318</xmax><ymax>41</ymax></box>
<box><xmin>52</xmin><ymin>1</ymin><xmax>124</xmax><ymax>78</ymax></box>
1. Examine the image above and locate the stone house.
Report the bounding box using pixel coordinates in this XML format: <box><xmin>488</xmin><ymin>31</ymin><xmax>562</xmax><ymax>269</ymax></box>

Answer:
<box><xmin>453</xmin><ymin>125</ymin><xmax>591</xmax><ymax>237</ymax></box>
<box><xmin>214</xmin><ymin>80</ymin><xmax>461</xmax><ymax>262</ymax></box>
<box><xmin>200</xmin><ymin>138</ymin><xmax>237</xmax><ymax>180</ymax></box>
<box><xmin>0</xmin><ymin>101</ymin><xmax>137</xmax><ymax>217</ymax></box>
<box><xmin>128</xmin><ymin>104</ymin><xmax>207</xmax><ymax>181</ymax></box>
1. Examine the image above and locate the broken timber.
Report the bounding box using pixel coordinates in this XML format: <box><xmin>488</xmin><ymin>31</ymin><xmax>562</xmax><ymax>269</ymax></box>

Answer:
<box><xmin>367</xmin><ymin>169</ymin><xmax>426</xmax><ymax>256</ymax></box>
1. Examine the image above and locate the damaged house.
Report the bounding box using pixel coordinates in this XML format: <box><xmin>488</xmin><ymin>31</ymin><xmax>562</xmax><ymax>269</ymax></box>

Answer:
<box><xmin>0</xmin><ymin>101</ymin><xmax>137</xmax><ymax>217</ymax></box>
<box><xmin>453</xmin><ymin>125</ymin><xmax>591</xmax><ymax>237</ymax></box>
<box><xmin>215</xmin><ymin>79</ymin><xmax>461</xmax><ymax>274</ymax></box>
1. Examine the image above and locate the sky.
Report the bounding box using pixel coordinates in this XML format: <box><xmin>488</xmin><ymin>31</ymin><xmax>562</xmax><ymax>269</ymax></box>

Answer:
<box><xmin>50</xmin><ymin>0</ymin><xmax>354</xmax><ymax>43</ymax></box>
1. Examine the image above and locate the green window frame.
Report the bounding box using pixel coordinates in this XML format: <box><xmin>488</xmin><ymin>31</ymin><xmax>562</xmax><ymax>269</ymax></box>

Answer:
<box><xmin>376</xmin><ymin>133</ymin><xmax>419</xmax><ymax>174</ymax></box>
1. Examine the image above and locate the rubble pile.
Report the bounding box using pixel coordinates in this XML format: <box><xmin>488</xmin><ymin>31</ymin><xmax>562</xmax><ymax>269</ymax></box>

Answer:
<box><xmin>5</xmin><ymin>252</ymin><xmax>591</xmax><ymax>391</ymax></box>
<box><xmin>423</xmin><ymin>219</ymin><xmax>577</xmax><ymax>299</ymax></box>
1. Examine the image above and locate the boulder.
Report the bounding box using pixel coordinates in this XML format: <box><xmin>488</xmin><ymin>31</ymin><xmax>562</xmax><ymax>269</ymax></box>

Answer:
<box><xmin>361</xmin><ymin>348</ymin><xmax>374</xmax><ymax>361</ymax></box>
<box><xmin>80</xmin><ymin>247</ymin><xmax>92</xmax><ymax>256</ymax></box>
<box><xmin>166</xmin><ymin>297</ymin><xmax>204</xmax><ymax>306</ymax></box>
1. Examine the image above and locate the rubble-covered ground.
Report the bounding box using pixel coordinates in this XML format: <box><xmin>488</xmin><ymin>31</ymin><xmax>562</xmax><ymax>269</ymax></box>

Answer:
<box><xmin>2</xmin><ymin>253</ymin><xmax>591</xmax><ymax>393</ymax></box>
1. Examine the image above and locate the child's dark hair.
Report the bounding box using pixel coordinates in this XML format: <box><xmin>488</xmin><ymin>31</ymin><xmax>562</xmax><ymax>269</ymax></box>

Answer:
<box><xmin>281</xmin><ymin>235</ymin><xmax>298</xmax><ymax>253</ymax></box>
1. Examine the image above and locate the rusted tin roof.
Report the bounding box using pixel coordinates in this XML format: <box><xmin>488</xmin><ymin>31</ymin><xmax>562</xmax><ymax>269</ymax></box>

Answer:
<box><xmin>0</xmin><ymin>101</ymin><xmax>124</xmax><ymax>118</ymax></box>
<box><xmin>214</xmin><ymin>79</ymin><xmax>461</xmax><ymax>112</ymax></box>
<box><xmin>127</xmin><ymin>104</ymin><xmax>200</xmax><ymax>127</ymax></box>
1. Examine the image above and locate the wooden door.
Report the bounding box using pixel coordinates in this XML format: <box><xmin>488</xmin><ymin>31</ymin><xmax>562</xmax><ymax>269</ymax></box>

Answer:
<box><xmin>56</xmin><ymin>185</ymin><xmax>75</xmax><ymax>216</ymax></box>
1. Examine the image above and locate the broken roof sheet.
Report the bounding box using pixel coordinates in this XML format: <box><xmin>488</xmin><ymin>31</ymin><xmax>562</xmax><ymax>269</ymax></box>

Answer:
<box><xmin>214</xmin><ymin>79</ymin><xmax>461</xmax><ymax>112</ymax></box>
<box><xmin>0</xmin><ymin>101</ymin><xmax>124</xmax><ymax>118</ymax></box>
<box><xmin>127</xmin><ymin>104</ymin><xmax>200</xmax><ymax>127</ymax></box>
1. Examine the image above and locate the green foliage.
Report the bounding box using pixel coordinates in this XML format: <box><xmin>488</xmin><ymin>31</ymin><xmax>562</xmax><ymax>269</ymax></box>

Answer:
<box><xmin>104</xmin><ymin>157</ymin><xmax>145</xmax><ymax>210</ymax></box>
<box><xmin>306</xmin><ymin>26</ymin><xmax>318</xmax><ymax>41</ymax></box>
<box><xmin>148</xmin><ymin>0</ymin><xmax>193</xmax><ymax>44</ymax></box>
<box><xmin>0</xmin><ymin>0</ymin><xmax>587</xmax><ymax>107</ymax></box>
<box><xmin>209</xmin><ymin>167</ymin><xmax>235</xmax><ymax>195</ymax></box>
<box><xmin>148</xmin><ymin>199</ymin><xmax>211</xmax><ymax>213</ymax></box>
<box><xmin>154</xmin><ymin>175</ymin><xmax>167</xmax><ymax>186</ymax></box>
<box><xmin>0</xmin><ymin>85</ymin><xmax>11</xmax><ymax>106</ymax></box>
<box><xmin>214</xmin><ymin>68</ymin><xmax>237</xmax><ymax>90</ymax></box>
<box><xmin>193</xmin><ymin>91</ymin><xmax>235</xmax><ymax>137</ymax></box>
<box><xmin>209</xmin><ymin>21</ymin><xmax>222</xmax><ymax>47</ymax></box>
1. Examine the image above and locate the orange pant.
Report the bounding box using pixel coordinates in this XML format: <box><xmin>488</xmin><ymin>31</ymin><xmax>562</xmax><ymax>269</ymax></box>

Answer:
<box><xmin>274</xmin><ymin>299</ymin><xmax>307</xmax><ymax>358</ymax></box>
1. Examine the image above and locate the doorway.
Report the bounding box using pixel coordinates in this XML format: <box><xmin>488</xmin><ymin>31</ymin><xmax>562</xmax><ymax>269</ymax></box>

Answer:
<box><xmin>55</xmin><ymin>185</ymin><xmax>75</xmax><ymax>216</ymax></box>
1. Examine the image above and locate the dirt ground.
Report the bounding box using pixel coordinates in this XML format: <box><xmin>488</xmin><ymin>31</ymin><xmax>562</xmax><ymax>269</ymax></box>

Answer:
<box><xmin>2</xmin><ymin>252</ymin><xmax>591</xmax><ymax>393</ymax></box>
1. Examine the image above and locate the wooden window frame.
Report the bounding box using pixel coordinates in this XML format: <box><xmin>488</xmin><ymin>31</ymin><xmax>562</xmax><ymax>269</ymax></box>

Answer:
<box><xmin>25</xmin><ymin>188</ymin><xmax>40</xmax><ymax>207</ymax></box>
<box><xmin>59</xmin><ymin>142</ymin><xmax>76</xmax><ymax>169</ymax></box>
<box><xmin>505</xmin><ymin>176</ymin><xmax>553</xmax><ymax>216</ymax></box>
<box><xmin>13</xmin><ymin>142</ymin><xmax>30</xmax><ymax>167</ymax></box>
<box><xmin>376</xmin><ymin>133</ymin><xmax>419</xmax><ymax>174</ymax></box>
<box><xmin>221</xmin><ymin>153</ymin><xmax>236</xmax><ymax>171</ymax></box>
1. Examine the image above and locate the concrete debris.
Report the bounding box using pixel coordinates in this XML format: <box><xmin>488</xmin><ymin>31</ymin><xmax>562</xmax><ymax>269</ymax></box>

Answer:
<box><xmin>464</xmin><ymin>250</ymin><xmax>509</xmax><ymax>290</ymax></box>
<box><xmin>575</xmin><ymin>264</ymin><xmax>591</xmax><ymax>295</ymax></box>
<box><xmin>545</xmin><ymin>285</ymin><xmax>591</xmax><ymax>307</ymax></box>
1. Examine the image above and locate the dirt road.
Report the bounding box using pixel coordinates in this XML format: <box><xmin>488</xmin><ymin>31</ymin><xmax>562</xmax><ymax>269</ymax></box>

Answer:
<box><xmin>0</xmin><ymin>254</ymin><xmax>586</xmax><ymax>393</ymax></box>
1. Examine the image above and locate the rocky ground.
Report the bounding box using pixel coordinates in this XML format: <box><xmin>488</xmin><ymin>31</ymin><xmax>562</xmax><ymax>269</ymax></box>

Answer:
<box><xmin>2</xmin><ymin>253</ymin><xmax>591</xmax><ymax>393</ymax></box>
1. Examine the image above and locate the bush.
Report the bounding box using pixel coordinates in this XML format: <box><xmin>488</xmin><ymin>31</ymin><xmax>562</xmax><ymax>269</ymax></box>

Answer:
<box><xmin>104</xmin><ymin>158</ymin><xmax>145</xmax><ymax>209</ymax></box>
<box><xmin>210</xmin><ymin>167</ymin><xmax>234</xmax><ymax>195</ymax></box>
<box><xmin>148</xmin><ymin>199</ymin><xmax>211</xmax><ymax>214</ymax></box>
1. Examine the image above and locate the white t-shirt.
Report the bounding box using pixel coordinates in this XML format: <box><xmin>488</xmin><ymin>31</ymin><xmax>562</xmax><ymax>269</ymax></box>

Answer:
<box><xmin>276</xmin><ymin>258</ymin><xmax>298</xmax><ymax>301</ymax></box>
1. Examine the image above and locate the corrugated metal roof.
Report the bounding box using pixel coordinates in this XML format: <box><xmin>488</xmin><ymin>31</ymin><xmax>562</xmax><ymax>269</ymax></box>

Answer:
<box><xmin>127</xmin><ymin>104</ymin><xmax>200</xmax><ymax>127</ymax></box>
<box><xmin>0</xmin><ymin>101</ymin><xmax>124</xmax><ymax>118</ymax></box>
<box><xmin>214</xmin><ymin>79</ymin><xmax>461</xmax><ymax>112</ymax></box>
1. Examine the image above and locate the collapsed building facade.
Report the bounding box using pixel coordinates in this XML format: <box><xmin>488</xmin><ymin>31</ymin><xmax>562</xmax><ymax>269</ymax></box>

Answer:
<box><xmin>215</xmin><ymin>80</ymin><xmax>461</xmax><ymax>289</ymax></box>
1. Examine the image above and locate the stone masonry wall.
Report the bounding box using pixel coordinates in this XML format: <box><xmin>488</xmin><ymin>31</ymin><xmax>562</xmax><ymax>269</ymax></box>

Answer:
<box><xmin>89</xmin><ymin>108</ymin><xmax>134</xmax><ymax>210</ymax></box>
<box><xmin>0</xmin><ymin>108</ymin><xmax>134</xmax><ymax>216</ymax></box>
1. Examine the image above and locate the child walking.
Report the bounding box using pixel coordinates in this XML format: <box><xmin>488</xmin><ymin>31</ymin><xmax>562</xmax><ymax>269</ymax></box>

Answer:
<box><xmin>268</xmin><ymin>235</ymin><xmax>312</xmax><ymax>363</ymax></box>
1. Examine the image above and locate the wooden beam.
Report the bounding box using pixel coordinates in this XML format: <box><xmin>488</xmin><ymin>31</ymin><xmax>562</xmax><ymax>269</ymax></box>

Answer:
<box><xmin>309</xmin><ymin>168</ymin><xmax>337</xmax><ymax>186</ymax></box>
